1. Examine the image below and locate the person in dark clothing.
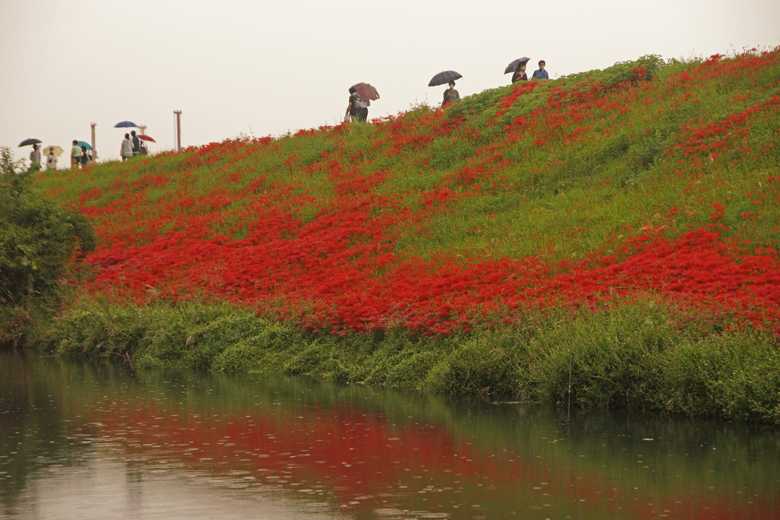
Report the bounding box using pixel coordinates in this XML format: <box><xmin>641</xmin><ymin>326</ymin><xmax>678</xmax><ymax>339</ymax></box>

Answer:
<box><xmin>345</xmin><ymin>87</ymin><xmax>369</xmax><ymax>123</ymax></box>
<box><xmin>130</xmin><ymin>130</ymin><xmax>140</xmax><ymax>155</ymax></box>
<box><xmin>79</xmin><ymin>145</ymin><xmax>89</xmax><ymax>167</ymax></box>
<box><xmin>512</xmin><ymin>62</ymin><xmax>528</xmax><ymax>83</ymax></box>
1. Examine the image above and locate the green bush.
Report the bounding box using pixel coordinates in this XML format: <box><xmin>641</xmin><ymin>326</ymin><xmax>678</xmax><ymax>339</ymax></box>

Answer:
<box><xmin>0</xmin><ymin>148</ymin><xmax>95</xmax><ymax>347</ymax></box>
<box><xmin>659</xmin><ymin>331</ymin><xmax>780</xmax><ymax>423</ymax></box>
<box><xmin>524</xmin><ymin>304</ymin><xmax>678</xmax><ymax>410</ymax></box>
<box><xmin>426</xmin><ymin>336</ymin><xmax>521</xmax><ymax>400</ymax></box>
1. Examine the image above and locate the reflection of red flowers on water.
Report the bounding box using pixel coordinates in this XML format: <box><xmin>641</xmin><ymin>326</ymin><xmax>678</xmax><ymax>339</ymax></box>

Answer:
<box><xmin>91</xmin><ymin>402</ymin><xmax>779</xmax><ymax>518</ymax></box>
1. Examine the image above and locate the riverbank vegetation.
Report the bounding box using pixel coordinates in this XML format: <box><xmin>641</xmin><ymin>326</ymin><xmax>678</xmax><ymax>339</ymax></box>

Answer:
<box><xmin>0</xmin><ymin>149</ymin><xmax>94</xmax><ymax>347</ymax></box>
<box><xmin>27</xmin><ymin>49</ymin><xmax>780</xmax><ymax>422</ymax></box>
<box><xmin>41</xmin><ymin>298</ymin><xmax>779</xmax><ymax>424</ymax></box>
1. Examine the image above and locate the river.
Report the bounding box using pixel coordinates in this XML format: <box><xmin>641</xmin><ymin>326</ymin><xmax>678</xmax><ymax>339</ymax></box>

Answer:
<box><xmin>0</xmin><ymin>352</ymin><xmax>777</xmax><ymax>519</ymax></box>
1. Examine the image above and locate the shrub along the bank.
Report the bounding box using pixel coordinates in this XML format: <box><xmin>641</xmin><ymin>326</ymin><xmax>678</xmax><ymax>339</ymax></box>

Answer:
<box><xmin>42</xmin><ymin>299</ymin><xmax>780</xmax><ymax>424</ymax></box>
<box><xmin>0</xmin><ymin>148</ymin><xmax>95</xmax><ymax>347</ymax></box>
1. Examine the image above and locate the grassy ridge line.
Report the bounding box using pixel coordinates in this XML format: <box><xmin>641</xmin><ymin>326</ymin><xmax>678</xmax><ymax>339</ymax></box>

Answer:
<box><xmin>42</xmin><ymin>299</ymin><xmax>780</xmax><ymax>424</ymax></box>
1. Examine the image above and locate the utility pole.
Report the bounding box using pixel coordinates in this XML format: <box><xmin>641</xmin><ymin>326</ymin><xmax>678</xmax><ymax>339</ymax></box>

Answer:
<box><xmin>174</xmin><ymin>110</ymin><xmax>182</xmax><ymax>152</ymax></box>
<box><xmin>90</xmin><ymin>122</ymin><xmax>97</xmax><ymax>160</ymax></box>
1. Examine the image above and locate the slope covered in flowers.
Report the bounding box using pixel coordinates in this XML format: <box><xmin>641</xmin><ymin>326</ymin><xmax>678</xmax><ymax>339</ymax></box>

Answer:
<box><xmin>37</xmin><ymin>51</ymin><xmax>780</xmax><ymax>335</ymax></box>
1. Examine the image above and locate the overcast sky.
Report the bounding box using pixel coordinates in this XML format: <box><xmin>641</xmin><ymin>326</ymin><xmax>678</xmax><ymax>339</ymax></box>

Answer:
<box><xmin>1</xmin><ymin>0</ymin><xmax>778</xmax><ymax>160</ymax></box>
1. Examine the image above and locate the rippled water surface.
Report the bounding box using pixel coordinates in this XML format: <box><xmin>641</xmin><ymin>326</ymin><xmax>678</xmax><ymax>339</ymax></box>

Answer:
<box><xmin>1</xmin><ymin>352</ymin><xmax>778</xmax><ymax>519</ymax></box>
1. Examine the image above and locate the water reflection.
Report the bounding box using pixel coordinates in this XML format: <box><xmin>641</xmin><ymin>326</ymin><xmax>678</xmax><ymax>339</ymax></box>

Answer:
<box><xmin>1</xmin><ymin>352</ymin><xmax>778</xmax><ymax>519</ymax></box>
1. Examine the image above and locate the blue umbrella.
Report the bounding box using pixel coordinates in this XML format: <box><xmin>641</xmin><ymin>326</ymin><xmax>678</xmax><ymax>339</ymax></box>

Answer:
<box><xmin>114</xmin><ymin>121</ymin><xmax>138</xmax><ymax>128</ymax></box>
<box><xmin>77</xmin><ymin>141</ymin><xmax>93</xmax><ymax>150</ymax></box>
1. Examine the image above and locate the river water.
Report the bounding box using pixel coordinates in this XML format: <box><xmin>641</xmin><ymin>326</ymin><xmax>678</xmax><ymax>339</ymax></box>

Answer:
<box><xmin>0</xmin><ymin>352</ymin><xmax>777</xmax><ymax>519</ymax></box>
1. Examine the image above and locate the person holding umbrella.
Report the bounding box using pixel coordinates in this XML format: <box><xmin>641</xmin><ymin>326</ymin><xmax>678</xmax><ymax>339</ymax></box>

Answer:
<box><xmin>29</xmin><ymin>144</ymin><xmax>42</xmax><ymax>172</ymax></box>
<box><xmin>429</xmin><ymin>71</ymin><xmax>463</xmax><ymax>108</ymax></box>
<box><xmin>512</xmin><ymin>63</ymin><xmax>528</xmax><ymax>82</ymax></box>
<box><xmin>18</xmin><ymin>138</ymin><xmax>42</xmax><ymax>171</ymax></box>
<box><xmin>345</xmin><ymin>83</ymin><xmax>379</xmax><ymax>123</ymax></box>
<box><xmin>43</xmin><ymin>146</ymin><xmax>62</xmax><ymax>171</ymax></box>
<box><xmin>137</xmin><ymin>134</ymin><xmax>156</xmax><ymax>155</ymax></box>
<box><xmin>506</xmin><ymin>57</ymin><xmax>530</xmax><ymax>83</ymax></box>
<box><xmin>70</xmin><ymin>140</ymin><xmax>82</xmax><ymax>170</ymax></box>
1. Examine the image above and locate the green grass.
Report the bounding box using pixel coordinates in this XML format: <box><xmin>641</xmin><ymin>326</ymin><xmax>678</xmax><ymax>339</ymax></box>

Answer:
<box><xmin>40</xmin><ymin>298</ymin><xmax>779</xmax><ymax>424</ymax></box>
<box><xmin>32</xmin><ymin>52</ymin><xmax>780</xmax><ymax>266</ymax></box>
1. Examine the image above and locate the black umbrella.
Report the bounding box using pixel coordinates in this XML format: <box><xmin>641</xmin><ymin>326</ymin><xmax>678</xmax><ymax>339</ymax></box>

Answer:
<box><xmin>114</xmin><ymin>121</ymin><xmax>139</xmax><ymax>128</ymax></box>
<box><xmin>504</xmin><ymin>57</ymin><xmax>530</xmax><ymax>74</ymax></box>
<box><xmin>18</xmin><ymin>138</ymin><xmax>42</xmax><ymax>147</ymax></box>
<box><xmin>428</xmin><ymin>70</ymin><xmax>462</xmax><ymax>87</ymax></box>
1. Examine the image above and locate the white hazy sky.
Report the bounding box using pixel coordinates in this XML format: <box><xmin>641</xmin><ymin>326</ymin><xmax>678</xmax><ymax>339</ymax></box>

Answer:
<box><xmin>1</xmin><ymin>0</ymin><xmax>778</xmax><ymax>160</ymax></box>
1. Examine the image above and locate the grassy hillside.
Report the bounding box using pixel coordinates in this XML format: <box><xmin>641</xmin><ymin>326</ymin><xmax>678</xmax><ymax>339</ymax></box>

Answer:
<box><xmin>30</xmin><ymin>50</ymin><xmax>780</xmax><ymax>421</ymax></box>
<box><xmin>36</xmin><ymin>50</ymin><xmax>780</xmax><ymax>335</ymax></box>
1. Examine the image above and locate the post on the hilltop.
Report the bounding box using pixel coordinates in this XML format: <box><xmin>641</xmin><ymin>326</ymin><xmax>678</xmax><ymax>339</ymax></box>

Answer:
<box><xmin>174</xmin><ymin>110</ymin><xmax>182</xmax><ymax>152</ymax></box>
<box><xmin>139</xmin><ymin>125</ymin><xmax>147</xmax><ymax>136</ymax></box>
<box><xmin>90</xmin><ymin>122</ymin><xmax>97</xmax><ymax>160</ymax></box>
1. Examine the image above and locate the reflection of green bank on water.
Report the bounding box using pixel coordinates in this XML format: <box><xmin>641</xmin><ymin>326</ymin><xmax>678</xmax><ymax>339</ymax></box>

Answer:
<box><xmin>41</xmin><ymin>299</ymin><xmax>780</xmax><ymax>423</ymax></box>
<box><xmin>1</xmin><ymin>352</ymin><xmax>778</xmax><ymax>519</ymax></box>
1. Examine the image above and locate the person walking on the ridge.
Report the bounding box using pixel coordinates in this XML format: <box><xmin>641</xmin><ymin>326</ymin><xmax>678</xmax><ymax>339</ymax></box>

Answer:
<box><xmin>512</xmin><ymin>62</ymin><xmax>528</xmax><ymax>83</ymax></box>
<box><xmin>70</xmin><ymin>140</ymin><xmax>82</xmax><ymax>170</ymax></box>
<box><xmin>532</xmin><ymin>60</ymin><xmax>549</xmax><ymax>80</ymax></box>
<box><xmin>46</xmin><ymin>148</ymin><xmax>58</xmax><ymax>171</ymax></box>
<box><xmin>79</xmin><ymin>144</ymin><xmax>89</xmax><ymax>169</ymax></box>
<box><xmin>130</xmin><ymin>130</ymin><xmax>140</xmax><ymax>155</ymax></box>
<box><xmin>345</xmin><ymin>87</ymin><xmax>358</xmax><ymax>122</ymax></box>
<box><xmin>121</xmin><ymin>133</ymin><xmax>133</xmax><ymax>161</ymax></box>
<box><xmin>29</xmin><ymin>144</ymin><xmax>42</xmax><ymax>172</ymax></box>
<box><xmin>345</xmin><ymin>87</ymin><xmax>369</xmax><ymax>123</ymax></box>
<box><xmin>442</xmin><ymin>81</ymin><xmax>460</xmax><ymax>107</ymax></box>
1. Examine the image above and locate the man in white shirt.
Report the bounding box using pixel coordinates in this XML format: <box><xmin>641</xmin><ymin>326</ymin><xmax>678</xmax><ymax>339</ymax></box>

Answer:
<box><xmin>70</xmin><ymin>140</ymin><xmax>82</xmax><ymax>170</ymax></box>
<box><xmin>121</xmin><ymin>134</ymin><xmax>133</xmax><ymax>161</ymax></box>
